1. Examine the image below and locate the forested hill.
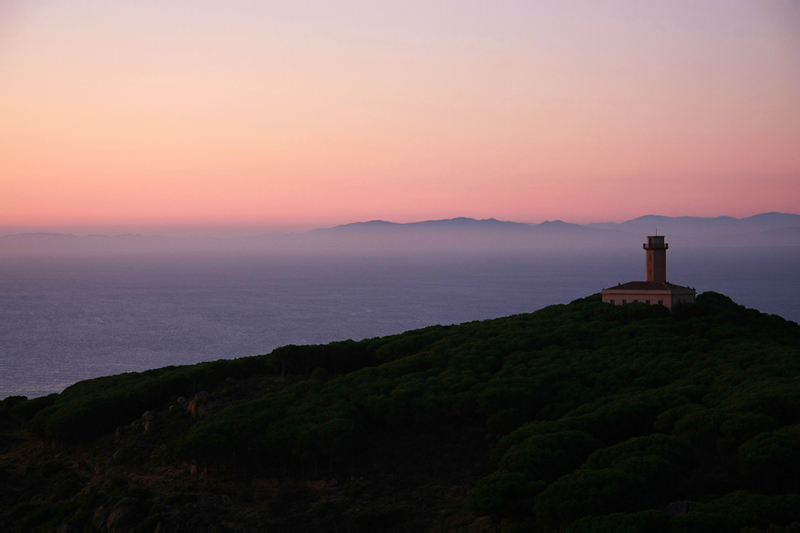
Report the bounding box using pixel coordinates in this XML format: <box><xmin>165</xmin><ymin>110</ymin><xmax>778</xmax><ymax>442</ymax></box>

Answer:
<box><xmin>2</xmin><ymin>293</ymin><xmax>800</xmax><ymax>531</ymax></box>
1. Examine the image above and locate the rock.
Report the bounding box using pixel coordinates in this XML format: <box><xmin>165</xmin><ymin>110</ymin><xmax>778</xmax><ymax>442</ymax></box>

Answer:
<box><xmin>114</xmin><ymin>426</ymin><xmax>124</xmax><ymax>442</ymax></box>
<box><xmin>92</xmin><ymin>505</ymin><xmax>108</xmax><ymax>529</ymax></box>
<box><xmin>195</xmin><ymin>391</ymin><xmax>209</xmax><ymax>400</ymax></box>
<box><xmin>145</xmin><ymin>421</ymin><xmax>154</xmax><ymax>433</ymax></box>
<box><xmin>107</xmin><ymin>498</ymin><xmax>139</xmax><ymax>529</ymax></box>
<box><xmin>115</xmin><ymin>497</ymin><xmax>139</xmax><ymax>509</ymax></box>
<box><xmin>107</xmin><ymin>448</ymin><xmax>128</xmax><ymax>467</ymax></box>
<box><xmin>142</xmin><ymin>411</ymin><xmax>154</xmax><ymax>421</ymax></box>
<box><xmin>472</xmin><ymin>516</ymin><xmax>493</xmax><ymax>530</ymax></box>
<box><xmin>665</xmin><ymin>500</ymin><xmax>702</xmax><ymax>517</ymax></box>
<box><xmin>188</xmin><ymin>399</ymin><xmax>198</xmax><ymax>417</ymax></box>
<box><xmin>79</xmin><ymin>483</ymin><xmax>97</xmax><ymax>496</ymax></box>
<box><xmin>176</xmin><ymin>396</ymin><xmax>187</xmax><ymax>405</ymax></box>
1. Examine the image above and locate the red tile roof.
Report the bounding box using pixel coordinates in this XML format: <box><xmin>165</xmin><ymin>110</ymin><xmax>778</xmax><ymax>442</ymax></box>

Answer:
<box><xmin>605</xmin><ymin>281</ymin><xmax>694</xmax><ymax>291</ymax></box>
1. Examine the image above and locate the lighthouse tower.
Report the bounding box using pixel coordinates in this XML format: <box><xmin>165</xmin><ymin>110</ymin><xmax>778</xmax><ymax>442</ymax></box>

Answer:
<box><xmin>601</xmin><ymin>234</ymin><xmax>695</xmax><ymax>311</ymax></box>
<box><xmin>644</xmin><ymin>235</ymin><xmax>667</xmax><ymax>282</ymax></box>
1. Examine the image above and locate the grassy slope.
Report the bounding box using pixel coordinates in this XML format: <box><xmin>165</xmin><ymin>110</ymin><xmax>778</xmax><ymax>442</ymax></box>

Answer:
<box><xmin>2</xmin><ymin>292</ymin><xmax>800</xmax><ymax>531</ymax></box>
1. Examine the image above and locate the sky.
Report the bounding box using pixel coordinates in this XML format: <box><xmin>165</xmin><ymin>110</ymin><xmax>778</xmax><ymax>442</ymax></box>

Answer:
<box><xmin>1</xmin><ymin>1</ymin><xmax>799</xmax><ymax>235</ymax></box>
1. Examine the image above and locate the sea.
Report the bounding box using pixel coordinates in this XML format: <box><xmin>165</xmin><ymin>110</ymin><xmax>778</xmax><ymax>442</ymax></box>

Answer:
<box><xmin>1</xmin><ymin>246</ymin><xmax>798</xmax><ymax>399</ymax></box>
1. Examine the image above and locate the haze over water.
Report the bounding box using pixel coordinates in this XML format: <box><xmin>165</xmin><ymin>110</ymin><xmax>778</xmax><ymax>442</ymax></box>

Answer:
<box><xmin>2</xmin><ymin>246</ymin><xmax>798</xmax><ymax>399</ymax></box>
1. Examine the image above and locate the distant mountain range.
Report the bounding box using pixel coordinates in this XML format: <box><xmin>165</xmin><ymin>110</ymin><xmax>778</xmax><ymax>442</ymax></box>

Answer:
<box><xmin>1</xmin><ymin>213</ymin><xmax>798</xmax><ymax>254</ymax></box>
<box><xmin>588</xmin><ymin>212</ymin><xmax>800</xmax><ymax>232</ymax></box>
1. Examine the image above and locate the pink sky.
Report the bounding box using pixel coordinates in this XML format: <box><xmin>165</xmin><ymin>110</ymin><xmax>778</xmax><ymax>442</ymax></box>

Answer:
<box><xmin>1</xmin><ymin>1</ymin><xmax>799</xmax><ymax>234</ymax></box>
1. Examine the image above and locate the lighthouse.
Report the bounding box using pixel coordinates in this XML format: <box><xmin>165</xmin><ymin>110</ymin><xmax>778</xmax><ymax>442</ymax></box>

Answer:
<box><xmin>601</xmin><ymin>235</ymin><xmax>696</xmax><ymax>311</ymax></box>
<box><xmin>644</xmin><ymin>235</ymin><xmax>667</xmax><ymax>282</ymax></box>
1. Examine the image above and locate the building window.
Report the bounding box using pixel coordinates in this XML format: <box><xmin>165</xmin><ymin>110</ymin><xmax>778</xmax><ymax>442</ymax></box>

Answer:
<box><xmin>622</xmin><ymin>299</ymin><xmax>627</xmax><ymax>304</ymax></box>
<box><xmin>646</xmin><ymin>300</ymin><xmax>650</xmax><ymax>305</ymax></box>
<box><xmin>658</xmin><ymin>300</ymin><xmax>663</xmax><ymax>305</ymax></box>
<box><xmin>610</xmin><ymin>299</ymin><xmax>615</xmax><ymax>305</ymax></box>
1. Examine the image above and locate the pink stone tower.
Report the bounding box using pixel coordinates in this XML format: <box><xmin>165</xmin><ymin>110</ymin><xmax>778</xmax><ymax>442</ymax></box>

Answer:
<box><xmin>644</xmin><ymin>235</ymin><xmax>668</xmax><ymax>282</ymax></box>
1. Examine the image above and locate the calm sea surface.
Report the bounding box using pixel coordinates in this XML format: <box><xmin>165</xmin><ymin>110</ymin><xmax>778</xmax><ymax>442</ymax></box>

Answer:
<box><xmin>1</xmin><ymin>247</ymin><xmax>798</xmax><ymax>398</ymax></box>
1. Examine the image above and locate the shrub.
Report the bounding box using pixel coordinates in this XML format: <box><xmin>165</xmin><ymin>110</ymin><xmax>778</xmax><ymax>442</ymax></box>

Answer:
<box><xmin>534</xmin><ymin>469</ymin><xmax>651</xmax><ymax>530</ymax></box>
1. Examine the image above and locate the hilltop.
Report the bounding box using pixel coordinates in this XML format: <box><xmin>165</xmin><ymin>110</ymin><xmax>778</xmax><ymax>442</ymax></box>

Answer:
<box><xmin>1</xmin><ymin>293</ymin><xmax>800</xmax><ymax>530</ymax></box>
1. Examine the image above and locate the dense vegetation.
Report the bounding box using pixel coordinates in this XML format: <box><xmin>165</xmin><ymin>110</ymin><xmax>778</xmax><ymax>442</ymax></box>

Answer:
<box><xmin>2</xmin><ymin>292</ymin><xmax>800</xmax><ymax>530</ymax></box>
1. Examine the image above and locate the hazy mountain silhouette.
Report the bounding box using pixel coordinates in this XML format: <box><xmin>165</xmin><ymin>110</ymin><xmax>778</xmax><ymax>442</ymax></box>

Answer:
<box><xmin>589</xmin><ymin>212</ymin><xmax>800</xmax><ymax>232</ymax></box>
<box><xmin>587</xmin><ymin>212</ymin><xmax>800</xmax><ymax>247</ymax></box>
<box><xmin>1</xmin><ymin>213</ymin><xmax>797</xmax><ymax>255</ymax></box>
<box><xmin>297</xmin><ymin>217</ymin><xmax>623</xmax><ymax>250</ymax></box>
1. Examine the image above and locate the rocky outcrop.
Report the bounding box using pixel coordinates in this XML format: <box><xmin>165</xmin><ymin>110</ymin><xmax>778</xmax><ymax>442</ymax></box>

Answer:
<box><xmin>106</xmin><ymin>498</ymin><xmax>139</xmax><ymax>530</ymax></box>
<box><xmin>665</xmin><ymin>500</ymin><xmax>702</xmax><ymax>517</ymax></box>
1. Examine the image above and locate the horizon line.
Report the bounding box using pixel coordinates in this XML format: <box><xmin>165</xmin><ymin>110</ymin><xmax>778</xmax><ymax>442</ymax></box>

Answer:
<box><xmin>1</xmin><ymin>211</ymin><xmax>798</xmax><ymax>239</ymax></box>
